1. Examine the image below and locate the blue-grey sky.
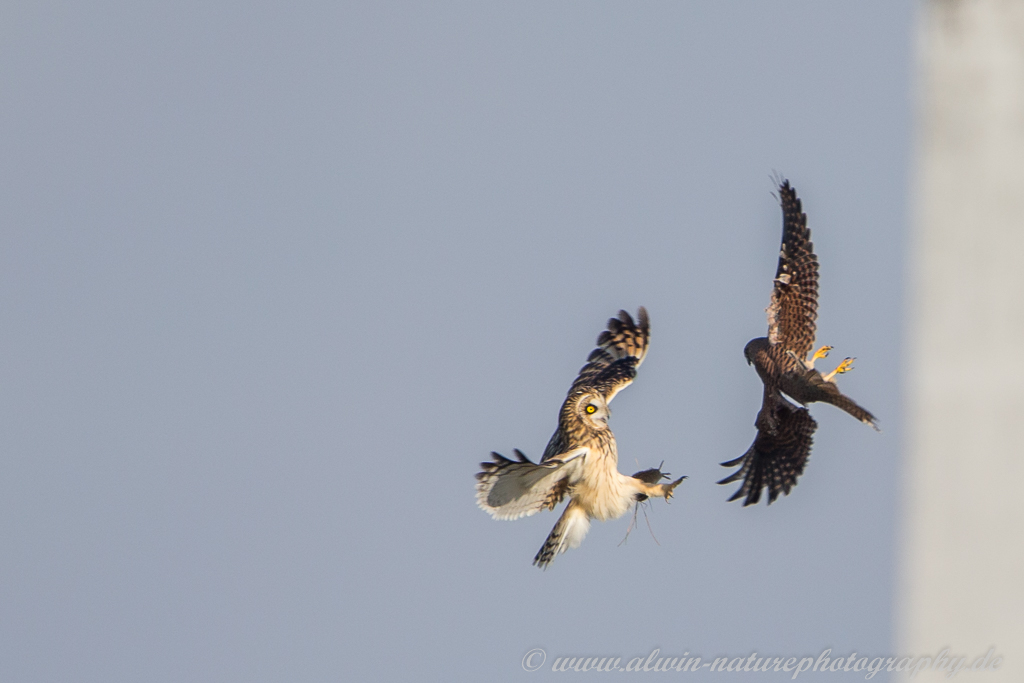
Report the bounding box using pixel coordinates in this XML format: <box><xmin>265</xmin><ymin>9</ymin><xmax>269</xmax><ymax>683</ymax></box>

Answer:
<box><xmin>0</xmin><ymin>2</ymin><xmax>912</xmax><ymax>681</ymax></box>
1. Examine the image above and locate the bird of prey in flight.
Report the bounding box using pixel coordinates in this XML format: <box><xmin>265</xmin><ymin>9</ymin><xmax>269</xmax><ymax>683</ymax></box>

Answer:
<box><xmin>476</xmin><ymin>308</ymin><xmax>686</xmax><ymax>568</ymax></box>
<box><xmin>719</xmin><ymin>180</ymin><xmax>877</xmax><ymax>506</ymax></box>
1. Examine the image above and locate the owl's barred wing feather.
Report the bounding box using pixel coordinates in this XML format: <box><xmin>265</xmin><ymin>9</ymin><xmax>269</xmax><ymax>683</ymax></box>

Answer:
<box><xmin>766</xmin><ymin>181</ymin><xmax>819</xmax><ymax>360</ymax></box>
<box><xmin>569</xmin><ymin>307</ymin><xmax>650</xmax><ymax>403</ymax></box>
<box><xmin>475</xmin><ymin>450</ymin><xmax>583</xmax><ymax>520</ymax></box>
<box><xmin>718</xmin><ymin>394</ymin><xmax>817</xmax><ymax>506</ymax></box>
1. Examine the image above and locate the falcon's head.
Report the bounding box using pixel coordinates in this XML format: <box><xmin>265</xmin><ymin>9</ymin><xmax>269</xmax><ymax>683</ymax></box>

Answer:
<box><xmin>744</xmin><ymin>337</ymin><xmax>768</xmax><ymax>366</ymax></box>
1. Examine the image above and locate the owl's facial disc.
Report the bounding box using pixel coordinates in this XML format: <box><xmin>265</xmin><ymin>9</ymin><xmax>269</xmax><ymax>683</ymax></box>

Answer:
<box><xmin>579</xmin><ymin>395</ymin><xmax>609</xmax><ymax>427</ymax></box>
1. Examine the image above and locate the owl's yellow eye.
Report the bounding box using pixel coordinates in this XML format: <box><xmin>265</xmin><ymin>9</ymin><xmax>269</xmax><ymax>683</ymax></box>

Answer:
<box><xmin>586</xmin><ymin>405</ymin><xmax>597</xmax><ymax>414</ymax></box>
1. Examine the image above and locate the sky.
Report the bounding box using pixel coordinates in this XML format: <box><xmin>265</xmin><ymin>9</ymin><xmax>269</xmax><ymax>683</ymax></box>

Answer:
<box><xmin>0</xmin><ymin>2</ymin><xmax>913</xmax><ymax>681</ymax></box>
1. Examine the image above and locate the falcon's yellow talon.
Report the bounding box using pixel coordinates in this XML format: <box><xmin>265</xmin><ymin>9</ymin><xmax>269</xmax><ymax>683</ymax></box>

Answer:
<box><xmin>812</xmin><ymin>345</ymin><xmax>833</xmax><ymax>361</ymax></box>
<box><xmin>824</xmin><ymin>357</ymin><xmax>855</xmax><ymax>382</ymax></box>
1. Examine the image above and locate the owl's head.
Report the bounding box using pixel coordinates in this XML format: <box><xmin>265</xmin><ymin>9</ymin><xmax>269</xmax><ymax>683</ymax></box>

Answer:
<box><xmin>574</xmin><ymin>392</ymin><xmax>610</xmax><ymax>430</ymax></box>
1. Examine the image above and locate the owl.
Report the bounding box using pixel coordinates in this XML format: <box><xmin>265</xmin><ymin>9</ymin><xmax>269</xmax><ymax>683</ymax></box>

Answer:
<box><xmin>476</xmin><ymin>308</ymin><xmax>686</xmax><ymax>568</ymax></box>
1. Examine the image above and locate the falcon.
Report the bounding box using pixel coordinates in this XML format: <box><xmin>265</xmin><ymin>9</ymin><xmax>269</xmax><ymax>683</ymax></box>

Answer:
<box><xmin>476</xmin><ymin>308</ymin><xmax>686</xmax><ymax>568</ymax></box>
<box><xmin>719</xmin><ymin>180</ymin><xmax>877</xmax><ymax>506</ymax></box>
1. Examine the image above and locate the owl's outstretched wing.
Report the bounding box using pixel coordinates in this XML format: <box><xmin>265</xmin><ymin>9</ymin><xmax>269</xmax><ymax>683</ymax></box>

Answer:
<box><xmin>569</xmin><ymin>307</ymin><xmax>650</xmax><ymax>403</ymax></box>
<box><xmin>718</xmin><ymin>392</ymin><xmax>817</xmax><ymax>506</ymax></box>
<box><xmin>766</xmin><ymin>180</ymin><xmax>819</xmax><ymax>361</ymax></box>
<box><xmin>475</xmin><ymin>450</ymin><xmax>584</xmax><ymax>520</ymax></box>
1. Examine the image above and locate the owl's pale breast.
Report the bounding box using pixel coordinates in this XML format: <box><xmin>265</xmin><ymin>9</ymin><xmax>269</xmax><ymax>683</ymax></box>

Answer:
<box><xmin>572</xmin><ymin>431</ymin><xmax>639</xmax><ymax>522</ymax></box>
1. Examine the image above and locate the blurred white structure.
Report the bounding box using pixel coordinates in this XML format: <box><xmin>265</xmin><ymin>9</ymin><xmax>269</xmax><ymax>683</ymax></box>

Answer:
<box><xmin>901</xmin><ymin>0</ymin><xmax>1024</xmax><ymax>680</ymax></box>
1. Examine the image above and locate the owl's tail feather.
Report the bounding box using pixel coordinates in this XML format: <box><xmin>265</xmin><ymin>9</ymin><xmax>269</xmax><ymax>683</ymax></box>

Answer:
<box><xmin>533</xmin><ymin>501</ymin><xmax>590</xmax><ymax>570</ymax></box>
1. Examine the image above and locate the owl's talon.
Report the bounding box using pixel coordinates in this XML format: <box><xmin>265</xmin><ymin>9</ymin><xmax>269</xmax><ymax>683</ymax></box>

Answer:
<box><xmin>663</xmin><ymin>475</ymin><xmax>687</xmax><ymax>501</ymax></box>
<box><xmin>812</xmin><ymin>345</ymin><xmax>832</xmax><ymax>361</ymax></box>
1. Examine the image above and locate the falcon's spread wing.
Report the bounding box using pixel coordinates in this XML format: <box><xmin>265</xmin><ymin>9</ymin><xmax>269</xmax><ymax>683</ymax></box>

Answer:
<box><xmin>718</xmin><ymin>394</ymin><xmax>817</xmax><ymax>506</ymax></box>
<box><xmin>766</xmin><ymin>181</ymin><xmax>819</xmax><ymax>360</ymax></box>
<box><xmin>569</xmin><ymin>307</ymin><xmax>650</xmax><ymax>403</ymax></box>
<box><xmin>475</xmin><ymin>450</ymin><xmax>584</xmax><ymax>520</ymax></box>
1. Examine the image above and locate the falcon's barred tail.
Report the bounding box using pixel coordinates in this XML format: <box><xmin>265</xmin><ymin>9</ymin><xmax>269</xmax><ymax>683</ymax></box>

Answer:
<box><xmin>803</xmin><ymin>373</ymin><xmax>879</xmax><ymax>430</ymax></box>
<box><xmin>818</xmin><ymin>392</ymin><xmax>878</xmax><ymax>430</ymax></box>
<box><xmin>533</xmin><ymin>501</ymin><xmax>590</xmax><ymax>569</ymax></box>
<box><xmin>719</xmin><ymin>400</ymin><xmax>817</xmax><ymax>506</ymax></box>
